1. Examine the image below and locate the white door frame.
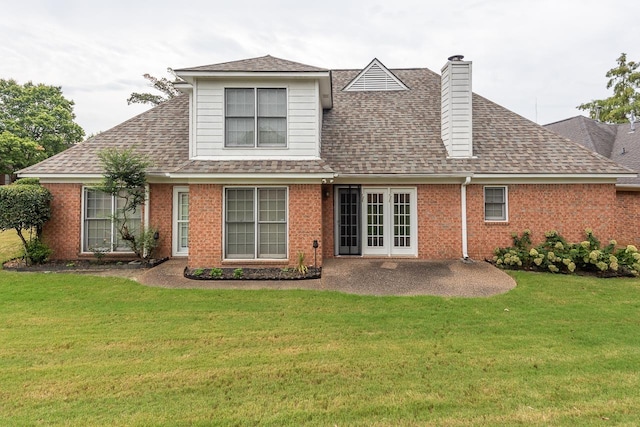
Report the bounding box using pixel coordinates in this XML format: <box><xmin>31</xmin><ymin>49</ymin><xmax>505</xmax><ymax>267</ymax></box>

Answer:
<box><xmin>172</xmin><ymin>186</ymin><xmax>189</xmax><ymax>257</ymax></box>
<box><xmin>362</xmin><ymin>187</ymin><xmax>417</xmax><ymax>257</ymax></box>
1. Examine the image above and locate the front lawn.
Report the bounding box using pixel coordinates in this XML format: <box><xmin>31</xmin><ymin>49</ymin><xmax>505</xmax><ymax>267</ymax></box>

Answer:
<box><xmin>0</xmin><ymin>268</ymin><xmax>639</xmax><ymax>425</ymax></box>
<box><xmin>0</xmin><ymin>230</ymin><xmax>22</xmax><ymax>264</ymax></box>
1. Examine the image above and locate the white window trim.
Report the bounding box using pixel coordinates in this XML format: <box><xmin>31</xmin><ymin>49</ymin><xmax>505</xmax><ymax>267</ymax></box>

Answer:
<box><xmin>222</xmin><ymin>186</ymin><xmax>289</xmax><ymax>261</ymax></box>
<box><xmin>172</xmin><ymin>186</ymin><xmax>189</xmax><ymax>257</ymax></box>
<box><xmin>483</xmin><ymin>185</ymin><xmax>509</xmax><ymax>222</ymax></box>
<box><xmin>80</xmin><ymin>186</ymin><xmax>137</xmax><ymax>254</ymax></box>
<box><xmin>223</xmin><ymin>87</ymin><xmax>289</xmax><ymax>149</ymax></box>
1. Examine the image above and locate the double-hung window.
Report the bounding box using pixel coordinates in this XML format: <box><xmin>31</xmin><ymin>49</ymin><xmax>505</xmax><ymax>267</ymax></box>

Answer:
<box><xmin>225</xmin><ymin>88</ymin><xmax>287</xmax><ymax>147</ymax></box>
<box><xmin>83</xmin><ymin>188</ymin><xmax>141</xmax><ymax>252</ymax></box>
<box><xmin>225</xmin><ymin>187</ymin><xmax>287</xmax><ymax>259</ymax></box>
<box><xmin>484</xmin><ymin>186</ymin><xmax>508</xmax><ymax>221</ymax></box>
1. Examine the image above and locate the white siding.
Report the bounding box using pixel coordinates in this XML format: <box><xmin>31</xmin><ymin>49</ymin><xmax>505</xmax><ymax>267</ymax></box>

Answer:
<box><xmin>192</xmin><ymin>79</ymin><xmax>320</xmax><ymax>159</ymax></box>
<box><xmin>441</xmin><ymin>60</ymin><xmax>473</xmax><ymax>158</ymax></box>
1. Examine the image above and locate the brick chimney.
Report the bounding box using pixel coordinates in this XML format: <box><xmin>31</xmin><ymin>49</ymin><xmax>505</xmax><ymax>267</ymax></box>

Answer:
<box><xmin>441</xmin><ymin>55</ymin><xmax>473</xmax><ymax>158</ymax></box>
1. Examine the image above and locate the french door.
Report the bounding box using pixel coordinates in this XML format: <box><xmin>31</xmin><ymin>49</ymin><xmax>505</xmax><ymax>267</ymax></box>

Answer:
<box><xmin>363</xmin><ymin>188</ymin><xmax>417</xmax><ymax>256</ymax></box>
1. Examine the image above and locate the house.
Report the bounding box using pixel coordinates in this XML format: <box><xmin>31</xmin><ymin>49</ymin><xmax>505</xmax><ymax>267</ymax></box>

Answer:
<box><xmin>18</xmin><ymin>55</ymin><xmax>636</xmax><ymax>268</ymax></box>
<box><xmin>545</xmin><ymin>115</ymin><xmax>640</xmax><ymax>246</ymax></box>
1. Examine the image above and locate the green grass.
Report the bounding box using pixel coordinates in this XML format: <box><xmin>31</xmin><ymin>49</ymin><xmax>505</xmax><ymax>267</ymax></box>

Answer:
<box><xmin>0</xmin><ymin>230</ymin><xmax>22</xmax><ymax>264</ymax></box>
<box><xmin>1</xmin><ymin>267</ymin><xmax>639</xmax><ymax>426</ymax></box>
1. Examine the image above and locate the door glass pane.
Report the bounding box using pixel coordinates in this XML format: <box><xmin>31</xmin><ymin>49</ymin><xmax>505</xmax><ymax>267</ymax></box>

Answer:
<box><xmin>177</xmin><ymin>192</ymin><xmax>189</xmax><ymax>252</ymax></box>
<box><xmin>393</xmin><ymin>192</ymin><xmax>411</xmax><ymax>247</ymax></box>
<box><xmin>367</xmin><ymin>193</ymin><xmax>384</xmax><ymax>247</ymax></box>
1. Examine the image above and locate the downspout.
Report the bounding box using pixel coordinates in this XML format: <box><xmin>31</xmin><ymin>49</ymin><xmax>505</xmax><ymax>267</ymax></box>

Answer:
<box><xmin>461</xmin><ymin>176</ymin><xmax>471</xmax><ymax>260</ymax></box>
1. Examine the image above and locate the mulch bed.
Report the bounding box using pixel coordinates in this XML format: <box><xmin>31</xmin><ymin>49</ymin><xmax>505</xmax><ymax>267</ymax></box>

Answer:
<box><xmin>185</xmin><ymin>266</ymin><xmax>321</xmax><ymax>281</ymax></box>
<box><xmin>3</xmin><ymin>257</ymin><xmax>168</xmax><ymax>272</ymax></box>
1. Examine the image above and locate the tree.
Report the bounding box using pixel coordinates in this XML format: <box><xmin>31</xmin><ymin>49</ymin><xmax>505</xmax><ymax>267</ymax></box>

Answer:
<box><xmin>127</xmin><ymin>68</ymin><xmax>181</xmax><ymax>106</ymax></box>
<box><xmin>0</xmin><ymin>179</ymin><xmax>52</xmax><ymax>264</ymax></box>
<box><xmin>577</xmin><ymin>53</ymin><xmax>640</xmax><ymax>123</ymax></box>
<box><xmin>0</xmin><ymin>131</ymin><xmax>47</xmax><ymax>176</ymax></box>
<box><xmin>0</xmin><ymin>79</ymin><xmax>85</xmax><ymax>158</ymax></box>
<box><xmin>96</xmin><ymin>147</ymin><xmax>158</xmax><ymax>261</ymax></box>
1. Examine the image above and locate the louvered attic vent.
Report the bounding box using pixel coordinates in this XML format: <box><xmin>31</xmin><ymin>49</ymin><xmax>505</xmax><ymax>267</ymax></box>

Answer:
<box><xmin>344</xmin><ymin>58</ymin><xmax>408</xmax><ymax>92</ymax></box>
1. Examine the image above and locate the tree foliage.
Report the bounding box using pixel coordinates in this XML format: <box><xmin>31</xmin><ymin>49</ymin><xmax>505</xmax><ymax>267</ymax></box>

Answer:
<box><xmin>96</xmin><ymin>148</ymin><xmax>158</xmax><ymax>260</ymax></box>
<box><xmin>127</xmin><ymin>68</ymin><xmax>181</xmax><ymax>106</ymax></box>
<box><xmin>0</xmin><ymin>131</ymin><xmax>48</xmax><ymax>176</ymax></box>
<box><xmin>0</xmin><ymin>179</ymin><xmax>52</xmax><ymax>263</ymax></box>
<box><xmin>0</xmin><ymin>79</ymin><xmax>85</xmax><ymax>158</ymax></box>
<box><xmin>577</xmin><ymin>53</ymin><xmax>640</xmax><ymax>123</ymax></box>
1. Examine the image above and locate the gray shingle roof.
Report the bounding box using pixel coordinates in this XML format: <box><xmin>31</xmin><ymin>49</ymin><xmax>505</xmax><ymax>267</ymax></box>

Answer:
<box><xmin>20</xmin><ymin>60</ymin><xmax>633</xmax><ymax>180</ymax></box>
<box><xmin>19</xmin><ymin>95</ymin><xmax>191</xmax><ymax>176</ymax></box>
<box><xmin>174</xmin><ymin>55</ymin><xmax>327</xmax><ymax>73</ymax></box>
<box><xmin>322</xmin><ymin>69</ymin><xmax>631</xmax><ymax>176</ymax></box>
<box><xmin>19</xmin><ymin>95</ymin><xmax>334</xmax><ymax>177</ymax></box>
<box><xmin>545</xmin><ymin>116</ymin><xmax>640</xmax><ymax>185</ymax></box>
<box><xmin>174</xmin><ymin>160</ymin><xmax>334</xmax><ymax>175</ymax></box>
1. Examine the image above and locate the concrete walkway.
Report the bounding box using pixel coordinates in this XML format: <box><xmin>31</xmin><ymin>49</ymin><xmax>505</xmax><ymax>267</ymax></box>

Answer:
<box><xmin>136</xmin><ymin>258</ymin><xmax>516</xmax><ymax>297</ymax></box>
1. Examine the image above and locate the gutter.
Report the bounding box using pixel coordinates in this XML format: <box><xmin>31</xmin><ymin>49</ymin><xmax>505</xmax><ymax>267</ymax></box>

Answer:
<box><xmin>461</xmin><ymin>176</ymin><xmax>472</xmax><ymax>260</ymax></box>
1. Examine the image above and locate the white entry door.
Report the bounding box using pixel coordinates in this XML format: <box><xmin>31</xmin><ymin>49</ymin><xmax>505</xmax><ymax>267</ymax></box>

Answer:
<box><xmin>362</xmin><ymin>188</ymin><xmax>417</xmax><ymax>256</ymax></box>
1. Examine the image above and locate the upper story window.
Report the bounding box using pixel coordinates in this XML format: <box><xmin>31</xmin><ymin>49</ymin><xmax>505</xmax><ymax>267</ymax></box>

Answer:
<box><xmin>225</xmin><ymin>88</ymin><xmax>287</xmax><ymax>147</ymax></box>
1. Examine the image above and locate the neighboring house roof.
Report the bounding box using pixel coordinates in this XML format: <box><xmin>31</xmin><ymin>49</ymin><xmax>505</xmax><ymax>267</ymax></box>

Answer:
<box><xmin>20</xmin><ymin>58</ymin><xmax>633</xmax><ymax>180</ymax></box>
<box><xmin>174</xmin><ymin>55</ymin><xmax>327</xmax><ymax>73</ymax></box>
<box><xmin>545</xmin><ymin>116</ymin><xmax>640</xmax><ymax>186</ymax></box>
<box><xmin>322</xmin><ymin>69</ymin><xmax>630</xmax><ymax>176</ymax></box>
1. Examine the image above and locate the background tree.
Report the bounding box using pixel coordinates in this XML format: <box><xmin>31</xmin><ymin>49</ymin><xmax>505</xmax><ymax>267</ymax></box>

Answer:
<box><xmin>0</xmin><ymin>79</ymin><xmax>85</xmax><ymax>158</ymax></box>
<box><xmin>127</xmin><ymin>68</ymin><xmax>181</xmax><ymax>106</ymax></box>
<box><xmin>0</xmin><ymin>131</ymin><xmax>47</xmax><ymax>176</ymax></box>
<box><xmin>577</xmin><ymin>53</ymin><xmax>640</xmax><ymax>123</ymax></box>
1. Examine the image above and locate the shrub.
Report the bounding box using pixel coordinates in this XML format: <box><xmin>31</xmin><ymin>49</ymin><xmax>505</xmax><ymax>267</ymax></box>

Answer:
<box><xmin>13</xmin><ymin>177</ymin><xmax>41</xmax><ymax>186</ymax></box>
<box><xmin>24</xmin><ymin>238</ymin><xmax>52</xmax><ymax>264</ymax></box>
<box><xmin>492</xmin><ymin>229</ymin><xmax>638</xmax><ymax>276</ymax></box>
<box><xmin>210</xmin><ymin>267</ymin><xmax>223</xmax><ymax>278</ymax></box>
<box><xmin>233</xmin><ymin>268</ymin><xmax>244</xmax><ymax>279</ymax></box>
<box><xmin>0</xmin><ymin>180</ymin><xmax>52</xmax><ymax>264</ymax></box>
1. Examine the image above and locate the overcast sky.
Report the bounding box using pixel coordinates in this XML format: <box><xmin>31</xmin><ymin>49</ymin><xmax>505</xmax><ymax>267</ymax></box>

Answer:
<box><xmin>1</xmin><ymin>0</ymin><xmax>638</xmax><ymax>137</ymax></box>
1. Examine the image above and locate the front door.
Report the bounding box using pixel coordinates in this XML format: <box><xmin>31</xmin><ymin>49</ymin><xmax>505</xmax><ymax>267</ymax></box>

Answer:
<box><xmin>363</xmin><ymin>188</ymin><xmax>417</xmax><ymax>256</ymax></box>
<box><xmin>337</xmin><ymin>186</ymin><xmax>361</xmax><ymax>255</ymax></box>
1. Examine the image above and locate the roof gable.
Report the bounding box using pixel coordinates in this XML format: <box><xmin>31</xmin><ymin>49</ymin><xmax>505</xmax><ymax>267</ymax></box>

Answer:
<box><xmin>343</xmin><ymin>58</ymin><xmax>408</xmax><ymax>92</ymax></box>
<box><xmin>174</xmin><ymin>55</ymin><xmax>327</xmax><ymax>73</ymax></box>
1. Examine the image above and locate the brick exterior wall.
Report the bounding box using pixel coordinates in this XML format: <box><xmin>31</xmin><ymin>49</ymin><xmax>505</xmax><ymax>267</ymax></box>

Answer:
<box><xmin>40</xmin><ymin>181</ymin><xmax>626</xmax><ymax>265</ymax></box>
<box><xmin>42</xmin><ymin>183</ymin><xmax>83</xmax><ymax>260</ymax></box>
<box><xmin>417</xmin><ymin>184</ymin><xmax>462</xmax><ymax>258</ymax></box>
<box><xmin>289</xmin><ymin>184</ymin><xmax>323</xmax><ymax>268</ymax></box>
<box><xmin>148</xmin><ymin>184</ymin><xmax>173</xmax><ymax>259</ymax></box>
<box><xmin>188</xmin><ymin>184</ymin><xmax>223</xmax><ymax>267</ymax></box>
<box><xmin>321</xmin><ymin>185</ymin><xmax>334</xmax><ymax>259</ymax></box>
<box><xmin>466</xmin><ymin>183</ymin><xmax>617</xmax><ymax>259</ymax></box>
<box><xmin>615</xmin><ymin>191</ymin><xmax>640</xmax><ymax>247</ymax></box>
<box><xmin>188</xmin><ymin>184</ymin><xmax>323</xmax><ymax>268</ymax></box>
